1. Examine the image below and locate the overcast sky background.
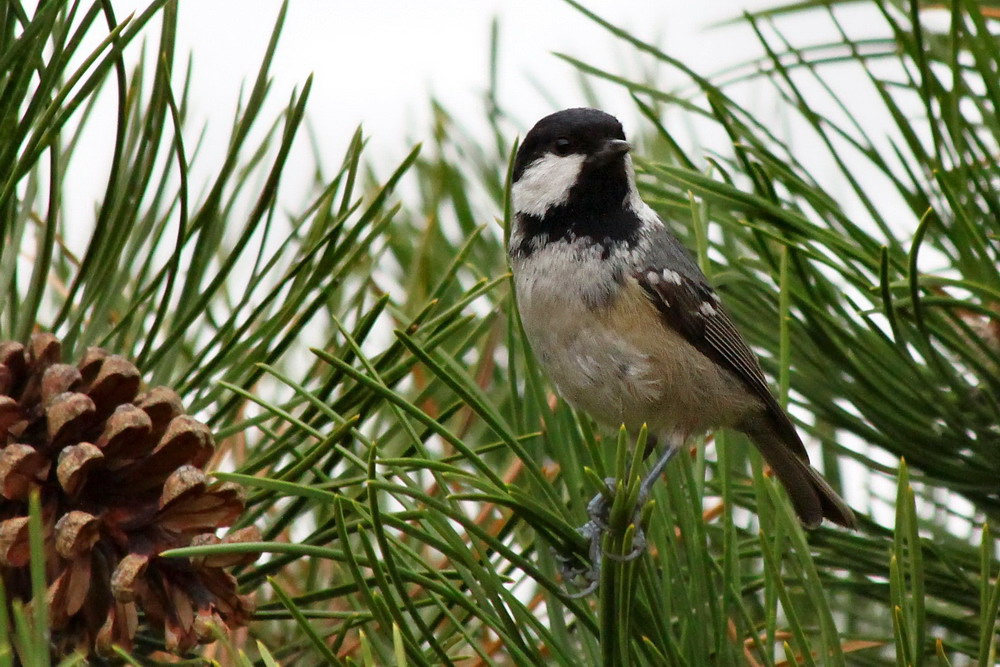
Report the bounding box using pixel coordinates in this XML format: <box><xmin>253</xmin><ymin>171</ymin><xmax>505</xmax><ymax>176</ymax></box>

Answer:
<box><xmin>169</xmin><ymin>1</ymin><xmax>777</xmax><ymax>159</ymax></box>
<box><xmin>52</xmin><ymin>0</ymin><xmax>908</xmax><ymax>231</ymax></box>
<box><xmin>70</xmin><ymin>0</ymin><xmax>901</xmax><ymax>225</ymax></box>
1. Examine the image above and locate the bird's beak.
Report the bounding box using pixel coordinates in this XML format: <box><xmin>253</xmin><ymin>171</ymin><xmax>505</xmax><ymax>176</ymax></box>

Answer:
<box><xmin>588</xmin><ymin>139</ymin><xmax>631</xmax><ymax>167</ymax></box>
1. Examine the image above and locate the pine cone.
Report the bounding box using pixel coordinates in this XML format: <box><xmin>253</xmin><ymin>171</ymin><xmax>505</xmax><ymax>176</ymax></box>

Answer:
<box><xmin>0</xmin><ymin>333</ymin><xmax>260</xmax><ymax>656</ymax></box>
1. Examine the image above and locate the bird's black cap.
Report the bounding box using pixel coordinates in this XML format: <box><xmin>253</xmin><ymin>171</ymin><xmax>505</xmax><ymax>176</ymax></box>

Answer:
<box><xmin>513</xmin><ymin>108</ymin><xmax>627</xmax><ymax>182</ymax></box>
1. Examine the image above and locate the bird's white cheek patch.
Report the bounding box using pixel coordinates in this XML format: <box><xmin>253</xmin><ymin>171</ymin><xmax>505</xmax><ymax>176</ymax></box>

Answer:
<box><xmin>512</xmin><ymin>153</ymin><xmax>586</xmax><ymax>217</ymax></box>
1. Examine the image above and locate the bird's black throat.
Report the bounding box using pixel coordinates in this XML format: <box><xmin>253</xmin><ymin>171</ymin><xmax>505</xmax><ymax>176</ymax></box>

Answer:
<box><xmin>513</xmin><ymin>163</ymin><xmax>641</xmax><ymax>259</ymax></box>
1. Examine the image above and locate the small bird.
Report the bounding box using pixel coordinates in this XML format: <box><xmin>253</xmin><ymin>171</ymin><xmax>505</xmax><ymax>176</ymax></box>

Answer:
<box><xmin>508</xmin><ymin>108</ymin><xmax>855</xmax><ymax>588</ymax></box>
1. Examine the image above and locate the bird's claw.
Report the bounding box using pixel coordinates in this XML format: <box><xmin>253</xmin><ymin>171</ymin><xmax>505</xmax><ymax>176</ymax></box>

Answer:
<box><xmin>584</xmin><ymin>476</ymin><xmax>616</xmax><ymax>527</ymax></box>
<box><xmin>605</xmin><ymin>522</ymin><xmax>646</xmax><ymax>562</ymax></box>
<box><xmin>552</xmin><ymin>532</ymin><xmax>600</xmax><ymax>598</ymax></box>
<box><xmin>555</xmin><ymin>478</ymin><xmax>649</xmax><ymax>596</ymax></box>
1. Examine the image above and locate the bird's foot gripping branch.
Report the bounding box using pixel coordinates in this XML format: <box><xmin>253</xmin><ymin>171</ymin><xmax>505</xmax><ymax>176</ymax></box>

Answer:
<box><xmin>554</xmin><ymin>425</ymin><xmax>662</xmax><ymax>597</ymax></box>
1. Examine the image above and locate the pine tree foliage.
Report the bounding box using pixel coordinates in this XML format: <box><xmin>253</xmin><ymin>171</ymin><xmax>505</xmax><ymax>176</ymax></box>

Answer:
<box><xmin>1</xmin><ymin>0</ymin><xmax>998</xmax><ymax>664</ymax></box>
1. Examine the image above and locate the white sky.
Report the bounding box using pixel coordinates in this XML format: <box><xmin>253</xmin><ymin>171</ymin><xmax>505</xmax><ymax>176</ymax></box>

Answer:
<box><xmin>169</xmin><ymin>1</ymin><xmax>779</xmax><ymax>161</ymax></box>
<box><xmin>60</xmin><ymin>1</ymin><xmax>807</xmax><ymax>239</ymax></box>
<box><xmin>62</xmin><ymin>0</ymin><xmax>901</xmax><ymax>227</ymax></box>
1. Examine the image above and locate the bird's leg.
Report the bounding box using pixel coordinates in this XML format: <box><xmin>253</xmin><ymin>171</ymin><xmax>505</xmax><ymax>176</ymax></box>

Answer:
<box><xmin>637</xmin><ymin>436</ymin><xmax>681</xmax><ymax>505</ymax></box>
<box><xmin>558</xmin><ymin>435</ymin><xmax>682</xmax><ymax>595</ymax></box>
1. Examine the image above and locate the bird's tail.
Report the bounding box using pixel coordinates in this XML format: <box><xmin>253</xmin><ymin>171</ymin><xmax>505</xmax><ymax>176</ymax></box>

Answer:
<box><xmin>743</xmin><ymin>419</ymin><xmax>856</xmax><ymax>529</ymax></box>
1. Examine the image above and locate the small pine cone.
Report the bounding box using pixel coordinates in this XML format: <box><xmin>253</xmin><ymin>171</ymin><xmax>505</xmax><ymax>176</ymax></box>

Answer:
<box><xmin>0</xmin><ymin>333</ymin><xmax>260</xmax><ymax>656</ymax></box>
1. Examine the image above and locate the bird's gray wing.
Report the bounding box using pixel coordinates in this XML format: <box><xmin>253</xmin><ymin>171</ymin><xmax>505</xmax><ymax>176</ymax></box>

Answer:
<box><xmin>636</xmin><ymin>224</ymin><xmax>808</xmax><ymax>460</ymax></box>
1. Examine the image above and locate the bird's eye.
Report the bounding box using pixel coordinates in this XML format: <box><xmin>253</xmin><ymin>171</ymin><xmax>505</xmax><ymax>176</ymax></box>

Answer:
<box><xmin>553</xmin><ymin>138</ymin><xmax>572</xmax><ymax>156</ymax></box>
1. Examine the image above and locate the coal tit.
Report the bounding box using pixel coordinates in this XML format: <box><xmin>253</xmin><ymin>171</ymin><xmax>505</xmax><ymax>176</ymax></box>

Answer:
<box><xmin>509</xmin><ymin>108</ymin><xmax>855</xmax><ymax>584</ymax></box>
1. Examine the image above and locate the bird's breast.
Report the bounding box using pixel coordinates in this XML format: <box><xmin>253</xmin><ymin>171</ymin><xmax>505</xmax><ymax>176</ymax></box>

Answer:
<box><xmin>513</xmin><ymin>240</ymin><xmax>758</xmax><ymax>435</ymax></box>
<box><xmin>513</xmin><ymin>241</ymin><xmax>665</xmax><ymax>430</ymax></box>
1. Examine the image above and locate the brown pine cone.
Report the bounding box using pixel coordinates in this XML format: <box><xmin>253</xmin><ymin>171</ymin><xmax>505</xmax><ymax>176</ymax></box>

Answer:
<box><xmin>0</xmin><ymin>333</ymin><xmax>260</xmax><ymax>656</ymax></box>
